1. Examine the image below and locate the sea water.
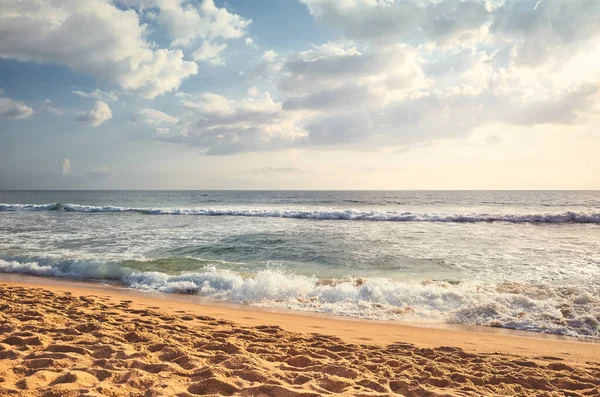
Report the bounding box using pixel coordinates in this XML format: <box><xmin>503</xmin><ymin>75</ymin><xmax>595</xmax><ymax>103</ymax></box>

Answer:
<box><xmin>1</xmin><ymin>190</ymin><xmax>599</xmax><ymax>338</ymax></box>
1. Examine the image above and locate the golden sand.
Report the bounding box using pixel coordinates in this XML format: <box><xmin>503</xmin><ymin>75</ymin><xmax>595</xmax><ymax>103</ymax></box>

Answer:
<box><xmin>1</xmin><ymin>281</ymin><xmax>600</xmax><ymax>396</ymax></box>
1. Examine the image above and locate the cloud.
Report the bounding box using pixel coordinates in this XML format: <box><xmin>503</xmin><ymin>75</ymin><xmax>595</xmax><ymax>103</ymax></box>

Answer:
<box><xmin>38</xmin><ymin>106</ymin><xmax>64</xmax><ymax>116</ymax></box>
<box><xmin>299</xmin><ymin>0</ymin><xmax>600</xmax><ymax>68</ymax></box>
<box><xmin>0</xmin><ymin>0</ymin><xmax>198</xmax><ymax>98</ymax></box>
<box><xmin>0</xmin><ymin>96</ymin><xmax>34</xmax><ymax>119</ymax></box>
<box><xmin>490</xmin><ymin>0</ymin><xmax>600</xmax><ymax>66</ymax></box>
<box><xmin>35</xmin><ymin>99</ymin><xmax>65</xmax><ymax>116</ymax></box>
<box><xmin>134</xmin><ymin>108</ymin><xmax>179</xmax><ymax>125</ymax></box>
<box><xmin>76</xmin><ymin>101</ymin><xmax>112</xmax><ymax>127</ymax></box>
<box><xmin>299</xmin><ymin>0</ymin><xmax>490</xmax><ymax>45</ymax></box>
<box><xmin>24</xmin><ymin>0</ymin><xmax>589</xmax><ymax>157</ymax></box>
<box><xmin>157</xmin><ymin>27</ymin><xmax>599</xmax><ymax>156</ymax></box>
<box><xmin>250</xmin><ymin>50</ymin><xmax>283</xmax><ymax>77</ymax></box>
<box><xmin>181</xmin><ymin>92</ymin><xmax>236</xmax><ymax>115</ymax></box>
<box><xmin>507</xmin><ymin>83</ymin><xmax>599</xmax><ymax>126</ymax></box>
<box><xmin>192</xmin><ymin>41</ymin><xmax>228</xmax><ymax>65</ymax></box>
<box><xmin>157</xmin><ymin>90</ymin><xmax>305</xmax><ymax>155</ymax></box>
<box><xmin>279</xmin><ymin>42</ymin><xmax>427</xmax><ymax>95</ymax></box>
<box><xmin>61</xmin><ymin>158</ymin><xmax>71</xmax><ymax>175</ymax></box>
<box><xmin>247</xmin><ymin>87</ymin><xmax>260</xmax><ymax>98</ymax></box>
<box><xmin>155</xmin><ymin>127</ymin><xmax>171</xmax><ymax>134</ymax></box>
<box><xmin>183</xmin><ymin>91</ymin><xmax>282</xmax><ymax>120</ymax></box>
<box><xmin>137</xmin><ymin>0</ymin><xmax>251</xmax><ymax>47</ymax></box>
<box><xmin>72</xmin><ymin>89</ymin><xmax>119</xmax><ymax>102</ymax></box>
<box><xmin>262</xmin><ymin>50</ymin><xmax>279</xmax><ymax>63</ymax></box>
<box><xmin>245</xmin><ymin>37</ymin><xmax>258</xmax><ymax>49</ymax></box>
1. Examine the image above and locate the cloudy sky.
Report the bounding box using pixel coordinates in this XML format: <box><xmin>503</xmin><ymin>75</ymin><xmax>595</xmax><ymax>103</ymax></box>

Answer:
<box><xmin>1</xmin><ymin>0</ymin><xmax>598</xmax><ymax>189</ymax></box>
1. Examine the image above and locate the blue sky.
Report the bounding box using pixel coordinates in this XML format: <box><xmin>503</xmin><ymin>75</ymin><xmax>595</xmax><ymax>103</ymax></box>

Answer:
<box><xmin>1</xmin><ymin>0</ymin><xmax>599</xmax><ymax>189</ymax></box>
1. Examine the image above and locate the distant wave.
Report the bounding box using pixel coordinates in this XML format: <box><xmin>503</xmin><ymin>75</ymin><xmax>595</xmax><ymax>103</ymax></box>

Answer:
<box><xmin>1</xmin><ymin>257</ymin><xmax>599</xmax><ymax>339</ymax></box>
<box><xmin>0</xmin><ymin>203</ymin><xmax>61</xmax><ymax>211</ymax></box>
<box><xmin>1</xmin><ymin>202</ymin><xmax>599</xmax><ymax>223</ymax></box>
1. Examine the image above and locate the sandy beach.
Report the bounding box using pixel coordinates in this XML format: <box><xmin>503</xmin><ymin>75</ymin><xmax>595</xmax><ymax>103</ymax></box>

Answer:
<box><xmin>1</xmin><ymin>277</ymin><xmax>599</xmax><ymax>396</ymax></box>
<box><xmin>3</xmin><ymin>0</ymin><xmax>600</xmax><ymax>392</ymax></box>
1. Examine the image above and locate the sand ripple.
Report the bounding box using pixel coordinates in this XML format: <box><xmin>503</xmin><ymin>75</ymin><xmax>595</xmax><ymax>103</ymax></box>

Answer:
<box><xmin>1</xmin><ymin>285</ymin><xmax>599</xmax><ymax>396</ymax></box>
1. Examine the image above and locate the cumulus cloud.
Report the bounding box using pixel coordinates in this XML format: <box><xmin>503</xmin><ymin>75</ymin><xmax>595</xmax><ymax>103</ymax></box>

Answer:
<box><xmin>490</xmin><ymin>0</ymin><xmax>600</xmax><ymax>66</ymax></box>
<box><xmin>0</xmin><ymin>96</ymin><xmax>34</xmax><ymax>119</ymax></box>
<box><xmin>245</xmin><ymin>37</ymin><xmax>258</xmax><ymax>49</ymax></box>
<box><xmin>299</xmin><ymin>0</ymin><xmax>490</xmax><ymax>45</ymax></box>
<box><xmin>247</xmin><ymin>87</ymin><xmax>260</xmax><ymax>98</ymax></box>
<box><xmin>273</xmin><ymin>1</ymin><xmax>600</xmax><ymax>152</ymax></box>
<box><xmin>0</xmin><ymin>0</ymin><xmax>198</xmax><ymax>98</ymax></box>
<box><xmin>33</xmin><ymin>0</ymin><xmax>592</xmax><ymax>156</ymax></box>
<box><xmin>134</xmin><ymin>0</ymin><xmax>251</xmax><ymax>47</ymax></box>
<box><xmin>279</xmin><ymin>42</ymin><xmax>427</xmax><ymax>99</ymax></box>
<box><xmin>299</xmin><ymin>0</ymin><xmax>600</xmax><ymax>67</ymax></box>
<box><xmin>158</xmin><ymin>24</ymin><xmax>599</xmax><ymax>156</ymax></box>
<box><xmin>192</xmin><ymin>41</ymin><xmax>228</xmax><ymax>65</ymax></box>
<box><xmin>134</xmin><ymin>108</ymin><xmax>179</xmax><ymax>125</ymax></box>
<box><xmin>250</xmin><ymin>50</ymin><xmax>284</xmax><ymax>78</ymax></box>
<box><xmin>76</xmin><ymin>101</ymin><xmax>112</xmax><ymax>127</ymax></box>
<box><xmin>157</xmin><ymin>90</ymin><xmax>305</xmax><ymax>155</ymax></box>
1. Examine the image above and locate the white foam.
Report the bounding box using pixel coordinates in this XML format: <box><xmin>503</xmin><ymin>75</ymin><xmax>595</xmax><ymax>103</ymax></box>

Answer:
<box><xmin>1</xmin><ymin>203</ymin><xmax>599</xmax><ymax>223</ymax></box>
<box><xmin>1</xmin><ymin>258</ymin><xmax>598</xmax><ymax>338</ymax></box>
<box><xmin>0</xmin><ymin>203</ymin><xmax>60</xmax><ymax>211</ymax></box>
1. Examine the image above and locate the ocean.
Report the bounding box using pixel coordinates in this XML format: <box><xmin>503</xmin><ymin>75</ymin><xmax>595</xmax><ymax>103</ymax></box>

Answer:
<box><xmin>1</xmin><ymin>190</ymin><xmax>599</xmax><ymax>338</ymax></box>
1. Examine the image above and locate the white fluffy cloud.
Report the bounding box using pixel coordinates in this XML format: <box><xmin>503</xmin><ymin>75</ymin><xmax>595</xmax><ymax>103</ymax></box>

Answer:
<box><xmin>158</xmin><ymin>90</ymin><xmax>305</xmax><ymax>155</ymax></box>
<box><xmin>299</xmin><ymin>0</ymin><xmax>600</xmax><ymax>67</ymax></box>
<box><xmin>299</xmin><ymin>0</ymin><xmax>491</xmax><ymax>45</ymax></box>
<box><xmin>159</xmin><ymin>23</ymin><xmax>599</xmax><ymax>155</ymax></box>
<box><xmin>0</xmin><ymin>0</ymin><xmax>198</xmax><ymax>98</ymax></box>
<box><xmin>135</xmin><ymin>108</ymin><xmax>179</xmax><ymax>125</ymax></box>
<box><xmin>8</xmin><ymin>0</ymin><xmax>591</xmax><ymax>156</ymax></box>
<box><xmin>135</xmin><ymin>0</ymin><xmax>251</xmax><ymax>47</ymax></box>
<box><xmin>76</xmin><ymin>101</ymin><xmax>113</xmax><ymax>127</ymax></box>
<box><xmin>192</xmin><ymin>41</ymin><xmax>228</xmax><ymax>65</ymax></box>
<box><xmin>280</xmin><ymin>42</ymin><xmax>427</xmax><ymax>98</ymax></box>
<box><xmin>490</xmin><ymin>0</ymin><xmax>600</xmax><ymax>66</ymax></box>
<box><xmin>0</xmin><ymin>96</ymin><xmax>34</xmax><ymax>120</ymax></box>
<box><xmin>245</xmin><ymin>38</ymin><xmax>258</xmax><ymax>49</ymax></box>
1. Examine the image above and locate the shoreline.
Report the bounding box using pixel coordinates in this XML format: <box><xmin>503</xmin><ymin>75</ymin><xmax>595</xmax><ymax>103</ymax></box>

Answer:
<box><xmin>2</xmin><ymin>274</ymin><xmax>599</xmax><ymax>364</ymax></box>
<box><xmin>2</xmin><ymin>277</ymin><xmax>600</xmax><ymax>396</ymax></box>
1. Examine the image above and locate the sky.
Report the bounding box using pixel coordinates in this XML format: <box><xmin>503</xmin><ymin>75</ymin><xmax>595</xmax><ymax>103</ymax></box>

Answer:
<box><xmin>0</xmin><ymin>0</ymin><xmax>599</xmax><ymax>190</ymax></box>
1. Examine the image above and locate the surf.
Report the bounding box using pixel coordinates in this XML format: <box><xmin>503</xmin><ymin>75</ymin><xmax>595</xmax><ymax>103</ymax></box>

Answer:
<box><xmin>1</xmin><ymin>257</ymin><xmax>598</xmax><ymax>339</ymax></box>
<box><xmin>1</xmin><ymin>203</ymin><xmax>600</xmax><ymax>224</ymax></box>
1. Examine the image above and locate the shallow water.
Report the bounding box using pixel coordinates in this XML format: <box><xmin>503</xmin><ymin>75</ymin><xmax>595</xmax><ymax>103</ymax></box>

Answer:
<box><xmin>1</xmin><ymin>190</ymin><xmax>599</xmax><ymax>338</ymax></box>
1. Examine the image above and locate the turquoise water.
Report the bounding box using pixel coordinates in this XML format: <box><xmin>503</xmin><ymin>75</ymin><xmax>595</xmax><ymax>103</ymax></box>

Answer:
<box><xmin>1</xmin><ymin>190</ymin><xmax>599</xmax><ymax>338</ymax></box>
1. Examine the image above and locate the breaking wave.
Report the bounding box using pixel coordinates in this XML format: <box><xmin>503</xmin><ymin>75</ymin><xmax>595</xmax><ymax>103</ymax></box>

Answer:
<box><xmin>1</xmin><ymin>257</ymin><xmax>598</xmax><ymax>339</ymax></box>
<box><xmin>1</xmin><ymin>203</ymin><xmax>600</xmax><ymax>223</ymax></box>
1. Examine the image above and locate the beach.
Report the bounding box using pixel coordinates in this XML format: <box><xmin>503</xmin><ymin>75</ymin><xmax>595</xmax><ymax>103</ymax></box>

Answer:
<box><xmin>3</xmin><ymin>0</ymin><xmax>600</xmax><ymax>392</ymax></box>
<box><xmin>1</xmin><ymin>277</ymin><xmax>599</xmax><ymax>397</ymax></box>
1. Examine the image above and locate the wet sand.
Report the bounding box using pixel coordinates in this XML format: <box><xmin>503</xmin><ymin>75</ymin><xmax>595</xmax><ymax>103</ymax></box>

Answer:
<box><xmin>1</xmin><ymin>277</ymin><xmax>599</xmax><ymax>396</ymax></box>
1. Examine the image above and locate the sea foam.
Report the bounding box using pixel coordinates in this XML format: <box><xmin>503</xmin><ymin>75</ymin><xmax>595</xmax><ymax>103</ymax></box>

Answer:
<box><xmin>1</xmin><ymin>257</ymin><xmax>598</xmax><ymax>338</ymax></box>
<box><xmin>1</xmin><ymin>203</ymin><xmax>599</xmax><ymax>223</ymax></box>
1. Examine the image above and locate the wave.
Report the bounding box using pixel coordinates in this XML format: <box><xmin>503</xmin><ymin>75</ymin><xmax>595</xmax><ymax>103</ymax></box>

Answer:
<box><xmin>0</xmin><ymin>203</ymin><xmax>61</xmax><ymax>211</ymax></box>
<box><xmin>1</xmin><ymin>257</ymin><xmax>598</xmax><ymax>339</ymax></box>
<box><xmin>1</xmin><ymin>203</ymin><xmax>600</xmax><ymax>224</ymax></box>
